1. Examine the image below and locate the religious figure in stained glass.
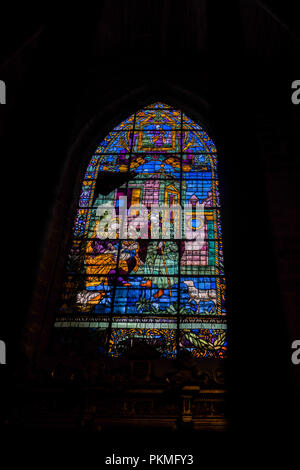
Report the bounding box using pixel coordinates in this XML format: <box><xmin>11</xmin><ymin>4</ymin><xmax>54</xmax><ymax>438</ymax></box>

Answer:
<box><xmin>140</xmin><ymin>241</ymin><xmax>179</xmax><ymax>299</ymax></box>
<box><xmin>55</xmin><ymin>102</ymin><xmax>227</xmax><ymax>360</ymax></box>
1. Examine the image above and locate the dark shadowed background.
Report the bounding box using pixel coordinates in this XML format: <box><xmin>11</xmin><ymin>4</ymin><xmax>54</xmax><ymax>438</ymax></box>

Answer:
<box><xmin>0</xmin><ymin>0</ymin><xmax>300</xmax><ymax>458</ymax></box>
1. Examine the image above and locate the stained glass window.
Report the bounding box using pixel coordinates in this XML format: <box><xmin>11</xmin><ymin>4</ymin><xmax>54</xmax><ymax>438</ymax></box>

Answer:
<box><xmin>54</xmin><ymin>103</ymin><xmax>227</xmax><ymax>359</ymax></box>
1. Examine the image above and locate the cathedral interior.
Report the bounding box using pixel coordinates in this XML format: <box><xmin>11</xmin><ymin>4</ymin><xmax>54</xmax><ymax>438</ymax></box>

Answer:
<box><xmin>0</xmin><ymin>0</ymin><xmax>300</xmax><ymax>455</ymax></box>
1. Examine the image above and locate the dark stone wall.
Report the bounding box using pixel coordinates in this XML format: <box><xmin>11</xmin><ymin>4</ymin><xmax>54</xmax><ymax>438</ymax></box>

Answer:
<box><xmin>0</xmin><ymin>1</ymin><xmax>300</xmax><ymax>443</ymax></box>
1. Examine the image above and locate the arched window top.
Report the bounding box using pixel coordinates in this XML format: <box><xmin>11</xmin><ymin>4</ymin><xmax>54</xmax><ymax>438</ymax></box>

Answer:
<box><xmin>96</xmin><ymin>101</ymin><xmax>215</xmax><ymax>155</ymax></box>
<box><xmin>110</xmin><ymin>101</ymin><xmax>207</xmax><ymax>132</ymax></box>
<box><xmin>55</xmin><ymin>102</ymin><xmax>227</xmax><ymax>360</ymax></box>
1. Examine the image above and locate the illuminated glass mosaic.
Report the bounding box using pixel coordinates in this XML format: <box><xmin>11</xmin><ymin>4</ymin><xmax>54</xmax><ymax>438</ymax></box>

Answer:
<box><xmin>55</xmin><ymin>103</ymin><xmax>227</xmax><ymax>359</ymax></box>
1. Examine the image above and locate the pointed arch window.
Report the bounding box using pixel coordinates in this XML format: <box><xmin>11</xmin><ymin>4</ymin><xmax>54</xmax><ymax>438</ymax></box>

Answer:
<box><xmin>55</xmin><ymin>102</ymin><xmax>227</xmax><ymax>359</ymax></box>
